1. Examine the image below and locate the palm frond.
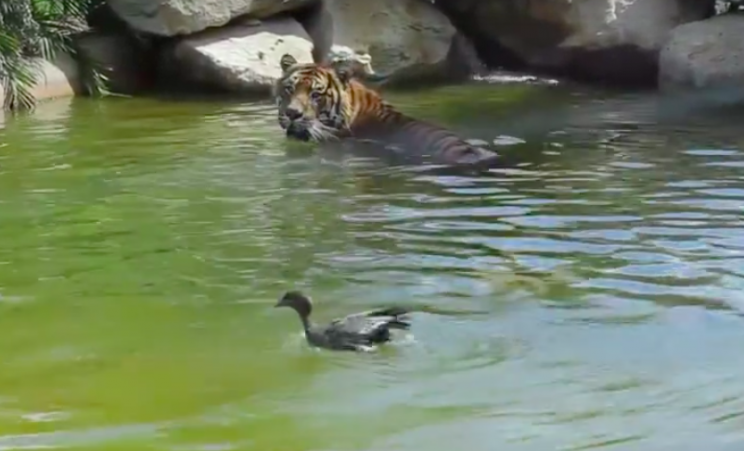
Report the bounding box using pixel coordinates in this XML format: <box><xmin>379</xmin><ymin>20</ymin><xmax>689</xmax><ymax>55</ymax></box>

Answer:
<box><xmin>0</xmin><ymin>25</ymin><xmax>37</xmax><ymax>111</ymax></box>
<box><xmin>2</xmin><ymin>54</ymin><xmax>39</xmax><ymax>111</ymax></box>
<box><xmin>0</xmin><ymin>0</ymin><xmax>109</xmax><ymax>111</ymax></box>
<box><xmin>75</xmin><ymin>50</ymin><xmax>110</xmax><ymax>98</ymax></box>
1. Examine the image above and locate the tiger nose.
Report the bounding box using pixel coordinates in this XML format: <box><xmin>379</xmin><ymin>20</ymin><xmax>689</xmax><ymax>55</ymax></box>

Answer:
<box><xmin>285</xmin><ymin>107</ymin><xmax>302</xmax><ymax>120</ymax></box>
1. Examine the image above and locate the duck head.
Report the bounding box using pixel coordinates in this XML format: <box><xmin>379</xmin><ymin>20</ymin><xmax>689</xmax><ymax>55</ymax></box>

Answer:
<box><xmin>275</xmin><ymin>290</ymin><xmax>313</xmax><ymax>319</ymax></box>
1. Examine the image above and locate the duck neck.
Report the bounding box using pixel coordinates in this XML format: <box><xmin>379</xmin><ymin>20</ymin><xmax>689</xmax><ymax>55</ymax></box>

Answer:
<box><xmin>298</xmin><ymin>314</ymin><xmax>311</xmax><ymax>332</ymax></box>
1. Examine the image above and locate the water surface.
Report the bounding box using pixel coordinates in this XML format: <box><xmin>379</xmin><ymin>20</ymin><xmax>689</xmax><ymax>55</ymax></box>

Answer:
<box><xmin>1</xmin><ymin>80</ymin><xmax>744</xmax><ymax>451</ymax></box>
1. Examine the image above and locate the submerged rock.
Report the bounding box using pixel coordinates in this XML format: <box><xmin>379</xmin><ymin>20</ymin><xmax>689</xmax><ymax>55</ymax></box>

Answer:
<box><xmin>107</xmin><ymin>0</ymin><xmax>315</xmax><ymax>36</ymax></box>
<box><xmin>159</xmin><ymin>17</ymin><xmax>313</xmax><ymax>94</ymax></box>
<box><xmin>301</xmin><ymin>0</ymin><xmax>483</xmax><ymax>86</ymax></box>
<box><xmin>659</xmin><ymin>14</ymin><xmax>744</xmax><ymax>92</ymax></box>
<box><xmin>433</xmin><ymin>0</ymin><xmax>711</xmax><ymax>86</ymax></box>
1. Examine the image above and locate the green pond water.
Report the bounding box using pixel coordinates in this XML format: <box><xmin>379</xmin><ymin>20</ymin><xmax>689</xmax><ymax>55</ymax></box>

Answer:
<box><xmin>1</xmin><ymin>79</ymin><xmax>744</xmax><ymax>451</ymax></box>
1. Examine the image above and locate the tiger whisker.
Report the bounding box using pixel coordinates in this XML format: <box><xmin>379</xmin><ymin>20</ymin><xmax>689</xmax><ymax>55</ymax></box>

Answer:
<box><xmin>309</xmin><ymin>121</ymin><xmax>340</xmax><ymax>141</ymax></box>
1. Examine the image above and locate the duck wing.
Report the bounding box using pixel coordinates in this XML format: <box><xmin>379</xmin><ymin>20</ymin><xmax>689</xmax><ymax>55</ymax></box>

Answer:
<box><xmin>325</xmin><ymin>307</ymin><xmax>412</xmax><ymax>345</ymax></box>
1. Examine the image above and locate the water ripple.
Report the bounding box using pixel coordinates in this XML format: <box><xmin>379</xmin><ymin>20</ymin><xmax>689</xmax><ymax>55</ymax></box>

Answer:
<box><xmin>2</xmin><ymin>89</ymin><xmax>744</xmax><ymax>450</ymax></box>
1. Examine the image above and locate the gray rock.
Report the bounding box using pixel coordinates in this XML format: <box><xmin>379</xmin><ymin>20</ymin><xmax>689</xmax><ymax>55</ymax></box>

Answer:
<box><xmin>717</xmin><ymin>0</ymin><xmax>744</xmax><ymax>13</ymax></box>
<box><xmin>107</xmin><ymin>0</ymin><xmax>314</xmax><ymax>36</ymax></box>
<box><xmin>161</xmin><ymin>17</ymin><xmax>313</xmax><ymax>94</ymax></box>
<box><xmin>302</xmin><ymin>0</ymin><xmax>483</xmax><ymax>86</ymax></box>
<box><xmin>324</xmin><ymin>45</ymin><xmax>393</xmax><ymax>85</ymax></box>
<box><xmin>433</xmin><ymin>0</ymin><xmax>711</xmax><ymax>86</ymax></box>
<box><xmin>659</xmin><ymin>14</ymin><xmax>744</xmax><ymax>92</ymax></box>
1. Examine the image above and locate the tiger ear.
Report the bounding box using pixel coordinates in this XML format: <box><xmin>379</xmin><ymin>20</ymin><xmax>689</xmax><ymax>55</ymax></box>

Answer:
<box><xmin>280</xmin><ymin>54</ymin><xmax>298</xmax><ymax>72</ymax></box>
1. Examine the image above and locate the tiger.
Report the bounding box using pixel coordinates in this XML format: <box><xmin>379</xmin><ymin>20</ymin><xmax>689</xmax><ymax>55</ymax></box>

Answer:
<box><xmin>273</xmin><ymin>53</ymin><xmax>501</xmax><ymax>169</ymax></box>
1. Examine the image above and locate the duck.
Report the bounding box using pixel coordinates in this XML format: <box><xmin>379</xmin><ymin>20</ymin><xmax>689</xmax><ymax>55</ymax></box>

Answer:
<box><xmin>275</xmin><ymin>290</ymin><xmax>412</xmax><ymax>352</ymax></box>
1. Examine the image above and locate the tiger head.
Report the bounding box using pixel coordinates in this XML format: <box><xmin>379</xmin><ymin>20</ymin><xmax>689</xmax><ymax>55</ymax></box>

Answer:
<box><xmin>273</xmin><ymin>53</ymin><xmax>364</xmax><ymax>142</ymax></box>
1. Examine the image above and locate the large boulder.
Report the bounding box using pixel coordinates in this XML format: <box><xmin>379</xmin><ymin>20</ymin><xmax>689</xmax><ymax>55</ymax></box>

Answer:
<box><xmin>107</xmin><ymin>0</ymin><xmax>314</xmax><ymax>36</ymax></box>
<box><xmin>301</xmin><ymin>0</ymin><xmax>483</xmax><ymax>85</ymax></box>
<box><xmin>659</xmin><ymin>14</ymin><xmax>744</xmax><ymax>92</ymax></box>
<box><xmin>434</xmin><ymin>0</ymin><xmax>712</xmax><ymax>86</ymax></box>
<box><xmin>158</xmin><ymin>17</ymin><xmax>314</xmax><ymax>94</ymax></box>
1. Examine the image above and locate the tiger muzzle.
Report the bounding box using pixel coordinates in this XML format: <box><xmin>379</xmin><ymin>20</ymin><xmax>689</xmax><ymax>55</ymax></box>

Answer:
<box><xmin>286</xmin><ymin>121</ymin><xmax>312</xmax><ymax>141</ymax></box>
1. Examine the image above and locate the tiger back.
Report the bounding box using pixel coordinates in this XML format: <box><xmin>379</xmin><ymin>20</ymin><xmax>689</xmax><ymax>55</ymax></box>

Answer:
<box><xmin>274</xmin><ymin>53</ymin><xmax>500</xmax><ymax>169</ymax></box>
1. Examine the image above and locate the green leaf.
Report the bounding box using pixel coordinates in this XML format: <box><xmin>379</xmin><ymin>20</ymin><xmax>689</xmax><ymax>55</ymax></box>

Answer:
<box><xmin>1</xmin><ymin>0</ymin><xmax>110</xmax><ymax>111</ymax></box>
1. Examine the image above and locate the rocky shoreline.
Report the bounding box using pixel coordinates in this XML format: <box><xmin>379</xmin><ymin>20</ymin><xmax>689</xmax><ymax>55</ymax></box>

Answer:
<box><xmin>8</xmin><ymin>0</ymin><xmax>744</xmax><ymax>107</ymax></box>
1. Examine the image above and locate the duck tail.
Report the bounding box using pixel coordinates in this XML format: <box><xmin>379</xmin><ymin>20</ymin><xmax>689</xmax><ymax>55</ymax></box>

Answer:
<box><xmin>371</xmin><ymin>307</ymin><xmax>412</xmax><ymax>329</ymax></box>
<box><xmin>387</xmin><ymin>318</ymin><xmax>412</xmax><ymax>330</ymax></box>
<box><xmin>369</xmin><ymin>306</ymin><xmax>410</xmax><ymax>317</ymax></box>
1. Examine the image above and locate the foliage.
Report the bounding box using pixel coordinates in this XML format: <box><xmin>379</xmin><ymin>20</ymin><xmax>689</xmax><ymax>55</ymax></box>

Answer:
<box><xmin>0</xmin><ymin>0</ymin><xmax>109</xmax><ymax>112</ymax></box>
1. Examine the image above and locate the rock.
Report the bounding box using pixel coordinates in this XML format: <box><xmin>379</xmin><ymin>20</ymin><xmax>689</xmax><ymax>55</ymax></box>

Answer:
<box><xmin>659</xmin><ymin>14</ymin><xmax>744</xmax><ymax>92</ymax></box>
<box><xmin>75</xmin><ymin>31</ymin><xmax>153</xmax><ymax>94</ymax></box>
<box><xmin>292</xmin><ymin>0</ymin><xmax>332</xmax><ymax>64</ymax></box>
<box><xmin>717</xmin><ymin>0</ymin><xmax>744</xmax><ymax>13</ymax></box>
<box><xmin>107</xmin><ymin>0</ymin><xmax>314</xmax><ymax>36</ymax></box>
<box><xmin>1</xmin><ymin>53</ymin><xmax>84</xmax><ymax>114</ymax></box>
<box><xmin>326</xmin><ymin>45</ymin><xmax>383</xmax><ymax>82</ymax></box>
<box><xmin>159</xmin><ymin>17</ymin><xmax>313</xmax><ymax>94</ymax></box>
<box><xmin>328</xmin><ymin>46</ymin><xmax>373</xmax><ymax>74</ymax></box>
<box><xmin>301</xmin><ymin>0</ymin><xmax>483</xmax><ymax>85</ymax></box>
<box><xmin>433</xmin><ymin>0</ymin><xmax>712</xmax><ymax>86</ymax></box>
<box><xmin>86</xmin><ymin>1</ymin><xmax>131</xmax><ymax>34</ymax></box>
<box><xmin>1</xmin><ymin>53</ymin><xmax>81</xmax><ymax>109</ymax></box>
<box><xmin>30</xmin><ymin>53</ymin><xmax>82</xmax><ymax>100</ymax></box>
